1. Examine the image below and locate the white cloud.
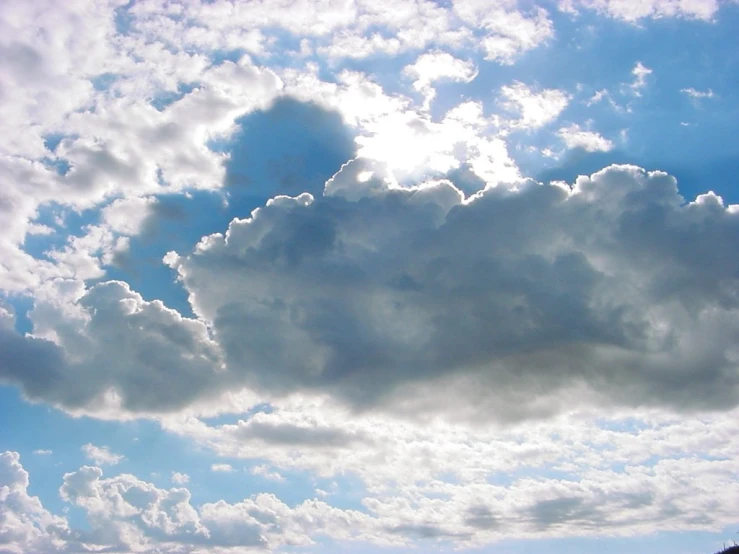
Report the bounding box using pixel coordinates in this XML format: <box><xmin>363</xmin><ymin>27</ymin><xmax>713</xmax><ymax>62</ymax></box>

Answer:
<box><xmin>32</xmin><ymin>449</ymin><xmax>52</xmax><ymax>456</ymax></box>
<box><xmin>557</xmin><ymin>123</ymin><xmax>614</xmax><ymax>151</ymax></box>
<box><xmin>81</xmin><ymin>444</ymin><xmax>123</xmax><ymax>466</ymax></box>
<box><xmin>211</xmin><ymin>463</ymin><xmax>234</xmax><ymax>473</ymax></box>
<box><xmin>0</xmin><ymin>451</ymin><xmax>70</xmax><ymax>553</ymax></box>
<box><xmin>172</xmin><ymin>471</ymin><xmax>190</xmax><ymax>485</ymax></box>
<box><xmin>404</xmin><ymin>51</ymin><xmax>477</xmax><ymax>108</ymax></box>
<box><xmin>561</xmin><ymin>0</ymin><xmax>721</xmax><ymax>21</ymax></box>
<box><xmin>630</xmin><ymin>61</ymin><xmax>653</xmax><ymax>96</ymax></box>
<box><xmin>682</xmin><ymin>87</ymin><xmax>715</xmax><ymax>99</ymax></box>
<box><xmin>6</xmin><ymin>390</ymin><xmax>739</xmax><ymax>553</ymax></box>
<box><xmin>454</xmin><ymin>1</ymin><xmax>554</xmax><ymax>64</ymax></box>
<box><xmin>500</xmin><ymin>81</ymin><xmax>571</xmax><ymax>129</ymax></box>
<box><xmin>1</xmin><ymin>2</ymin><xmax>738</xmax><ymax>553</ymax></box>
<box><xmin>250</xmin><ymin>464</ymin><xmax>286</xmax><ymax>482</ymax></box>
<box><xmin>587</xmin><ymin>88</ymin><xmax>609</xmax><ymax>105</ymax></box>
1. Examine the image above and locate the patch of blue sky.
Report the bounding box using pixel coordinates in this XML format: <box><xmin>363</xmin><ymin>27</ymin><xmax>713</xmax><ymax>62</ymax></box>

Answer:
<box><xmin>595</xmin><ymin>416</ymin><xmax>650</xmax><ymax>433</ymax></box>
<box><xmin>199</xmin><ymin>403</ymin><xmax>274</xmax><ymax>426</ymax></box>
<box><xmin>91</xmin><ymin>72</ymin><xmax>120</xmax><ymax>92</ymax></box>
<box><xmin>208</xmin><ymin>48</ymin><xmax>250</xmax><ymax>67</ymax></box>
<box><xmin>24</xmin><ymin>203</ymin><xmax>99</xmax><ymax>261</ymax></box>
<box><xmin>42</xmin><ymin>133</ymin><xmax>68</xmax><ymax>153</ymax></box>
<box><xmin>214</xmin><ymin>96</ymin><xmax>356</xmax><ymax>198</ymax></box>
<box><xmin>309</xmin><ymin>472</ymin><xmax>374</xmax><ymax>513</ymax></box>
<box><xmin>113</xmin><ymin>1</ymin><xmax>135</xmax><ymax>36</ymax></box>
<box><xmin>40</xmin><ymin>156</ymin><xmax>71</xmax><ymax>177</ymax></box>
<box><xmin>149</xmin><ymin>82</ymin><xmax>200</xmax><ymax>111</ymax></box>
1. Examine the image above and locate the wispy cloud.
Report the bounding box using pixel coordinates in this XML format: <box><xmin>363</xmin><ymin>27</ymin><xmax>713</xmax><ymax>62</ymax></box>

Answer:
<box><xmin>81</xmin><ymin>444</ymin><xmax>123</xmax><ymax>466</ymax></box>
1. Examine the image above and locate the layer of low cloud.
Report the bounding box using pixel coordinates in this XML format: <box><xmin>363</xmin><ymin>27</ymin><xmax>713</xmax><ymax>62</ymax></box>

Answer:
<box><xmin>4</xmin><ymin>403</ymin><xmax>739</xmax><ymax>553</ymax></box>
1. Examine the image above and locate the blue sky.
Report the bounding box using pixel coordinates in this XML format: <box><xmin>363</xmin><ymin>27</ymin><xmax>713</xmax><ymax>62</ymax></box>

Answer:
<box><xmin>1</xmin><ymin>0</ymin><xmax>739</xmax><ymax>553</ymax></box>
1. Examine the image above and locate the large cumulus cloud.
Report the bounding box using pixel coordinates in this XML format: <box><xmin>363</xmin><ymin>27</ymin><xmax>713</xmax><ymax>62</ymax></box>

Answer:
<box><xmin>163</xmin><ymin>161</ymin><xmax>739</xmax><ymax>419</ymax></box>
<box><xmin>2</xmin><ymin>161</ymin><xmax>738</xmax><ymax>421</ymax></box>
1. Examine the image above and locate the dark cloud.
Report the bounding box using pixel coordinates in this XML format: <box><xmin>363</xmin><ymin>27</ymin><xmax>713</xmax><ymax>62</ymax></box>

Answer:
<box><xmin>464</xmin><ymin>505</ymin><xmax>500</xmax><ymax>530</ymax></box>
<box><xmin>2</xmin><ymin>163</ymin><xmax>739</xmax><ymax>422</ymax></box>
<box><xmin>232</xmin><ymin>417</ymin><xmax>366</xmax><ymax>448</ymax></box>
<box><xmin>173</xmin><ymin>163</ymin><xmax>739</xmax><ymax>419</ymax></box>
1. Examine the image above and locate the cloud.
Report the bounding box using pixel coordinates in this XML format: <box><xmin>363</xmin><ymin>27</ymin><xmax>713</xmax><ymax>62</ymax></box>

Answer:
<box><xmin>560</xmin><ymin>0</ymin><xmax>721</xmax><ymax>21</ymax></box>
<box><xmin>250</xmin><ymin>464</ymin><xmax>285</xmax><ymax>483</ymax></box>
<box><xmin>0</xmin><ymin>451</ymin><xmax>70</xmax><ymax>553</ymax></box>
<box><xmin>81</xmin><ymin>444</ymin><xmax>123</xmax><ymax>466</ymax></box>
<box><xmin>3</xmin><ymin>163</ymin><xmax>739</xmax><ymax>424</ymax></box>
<box><xmin>6</xmin><ymin>399</ymin><xmax>739</xmax><ymax>554</ymax></box>
<box><xmin>500</xmin><ymin>81</ymin><xmax>570</xmax><ymax>129</ymax></box>
<box><xmin>682</xmin><ymin>87</ymin><xmax>715</xmax><ymax>100</ymax></box>
<box><xmin>630</xmin><ymin>61</ymin><xmax>653</xmax><ymax>96</ymax></box>
<box><xmin>211</xmin><ymin>463</ymin><xmax>234</xmax><ymax>473</ymax></box>
<box><xmin>172</xmin><ymin>472</ymin><xmax>190</xmax><ymax>485</ymax></box>
<box><xmin>32</xmin><ymin>449</ymin><xmax>52</xmax><ymax>456</ymax></box>
<box><xmin>404</xmin><ymin>51</ymin><xmax>477</xmax><ymax>108</ymax></box>
<box><xmin>557</xmin><ymin>124</ymin><xmax>614</xmax><ymax>152</ymax></box>
<box><xmin>454</xmin><ymin>1</ymin><xmax>554</xmax><ymax>63</ymax></box>
<box><xmin>167</xmin><ymin>163</ymin><xmax>739</xmax><ymax>422</ymax></box>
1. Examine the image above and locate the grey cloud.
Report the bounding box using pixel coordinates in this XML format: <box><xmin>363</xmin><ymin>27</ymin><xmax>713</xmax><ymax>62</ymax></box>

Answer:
<box><xmin>231</xmin><ymin>417</ymin><xmax>366</xmax><ymax>449</ymax></box>
<box><xmin>388</xmin><ymin>523</ymin><xmax>471</xmax><ymax>540</ymax></box>
<box><xmin>463</xmin><ymin>505</ymin><xmax>500</xmax><ymax>530</ymax></box>
<box><xmin>0</xmin><ymin>280</ymin><xmax>222</xmax><ymax>413</ymax></box>
<box><xmin>3</xmin><ymin>163</ymin><xmax>739</xmax><ymax>422</ymax></box>
<box><xmin>169</xmin><ymin>163</ymin><xmax>739</xmax><ymax>419</ymax></box>
<box><xmin>527</xmin><ymin>497</ymin><xmax>594</xmax><ymax>530</ymax></box>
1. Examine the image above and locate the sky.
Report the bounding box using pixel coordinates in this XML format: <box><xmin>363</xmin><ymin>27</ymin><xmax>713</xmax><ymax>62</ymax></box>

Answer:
<box><xmin>1</xmin><ymin>0</ymin><xmax>739</xmax><ymax>553</ymax></box>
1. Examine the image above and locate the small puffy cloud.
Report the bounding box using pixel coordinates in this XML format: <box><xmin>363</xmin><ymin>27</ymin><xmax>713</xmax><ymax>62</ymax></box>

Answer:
<box><xmin>557</xmin><ymin>123</ymin><xmax>614</xmax><ymax>151</ymax></box>
<box><xmin>500</xmin><ymin>81</ymin><xmax>570</xmax><ymax>129</ymax></box>
<box><xmin>81</xmin><ymin>444</ymin><xmax>123</xmax><ymax>466</ymax></box>
<box><xmin>250</xmin><ymin>464</ymin><xmax>285</xmax><ymax>483</ymax></box>
<box><xmin>211</xmin><ymin>463</ymin><xmax>234</xmax><ymax>473</ymax></box>
<box><xmin>33</xmin><ymin>449</ymin><xmax>52</xmax><ymax>456</ymax></box>
<box><xmin>172</xmin><ymin>472</ymin><xmax>190</xmax><ymax>485</ymax></box>
<box><xmin>404</xmin><ymin>51</ymin><xmax>478</xmax><ymax>90</ymax></box>
<box><xmin>682</xmin><ymin>87</ymin><xmax>714</xmax><ymax>100</ymax></box>
<box><xmin>588</xmin><ymin>89</ymin><xmax>609</xmax><ymax>105</ymax></box>
<box><xmin>404</xmin><ymin>51</ymin><xmax>477</xmax><ymax>108</ymax></box>
<box><xmin>630</xmin><ymin>61</ymin><xmax>653</xmax><ymax>95</ymax></box>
